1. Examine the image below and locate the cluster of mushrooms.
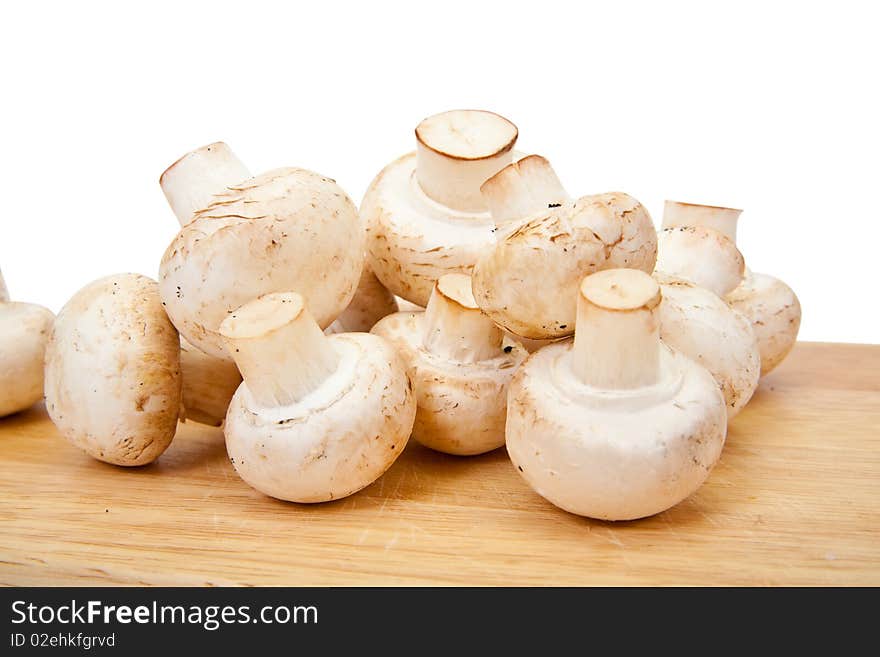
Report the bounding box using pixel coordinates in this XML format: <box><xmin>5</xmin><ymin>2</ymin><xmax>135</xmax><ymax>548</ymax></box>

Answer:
<box><xmin>1</xmin><ymin>109</ymin><xmax>801</xmax><ymax>521</ymax></box>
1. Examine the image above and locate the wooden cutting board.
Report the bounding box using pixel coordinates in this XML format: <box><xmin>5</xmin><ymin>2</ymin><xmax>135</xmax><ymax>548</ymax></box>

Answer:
<box><xmin>1</xmin><ymin>342</ymin><xmax>878</xmax><ymax>586</ymax></box>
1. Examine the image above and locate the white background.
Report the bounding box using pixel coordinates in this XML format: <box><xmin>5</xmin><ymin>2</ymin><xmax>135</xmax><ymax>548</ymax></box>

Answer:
<box><xmin>1</xmin><ymin>1</ymin><xmax>877</xmax><ymax>343</ymax></box>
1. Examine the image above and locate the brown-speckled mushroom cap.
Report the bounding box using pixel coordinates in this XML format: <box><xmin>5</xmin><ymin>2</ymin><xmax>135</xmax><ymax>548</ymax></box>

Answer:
<box><xmin>45</xmin><ymin>274</ymin><xmax>182</xmax><ymax>466</ymax></box>
<box><xmin>0</xmin><ymin>301</ymin><xmax>55</xmax><ymax>417</ymax></box>
<box><xmin>159</xmin><ymin>166</ymin><xmax>364</xmax><ymax>360</ymax></box>
<box><xmin>362</xmin><ymin>109</ymin><xmax>519</xmax><ymax>307</ymax></box>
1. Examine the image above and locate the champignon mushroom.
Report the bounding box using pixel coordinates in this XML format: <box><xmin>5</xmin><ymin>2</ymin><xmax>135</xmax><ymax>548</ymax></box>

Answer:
<box><xmin>395</xmin><ymin>297</ymin><xmax>423</xmax><ymax>313</ymax></box>
<box><xmin>506</xmin><ymin>269</ymin><xmax>727</xmax><ymax>520</ymax></box>
<box><xmin>663</xmin><ymin>200</ymin><xmax>801</xmax><ymax>374</ymax></box>
<box><xmin>505</xmin><ymin>332</ymin><xmax>564</xmax><ymax>354</ymax></box>
<box><xmin>45</xmin><ymin>274</ymin><xmax>181</xmax><ymax>466</ymax></box>
<box><xmin>0</xmin><ymin>268</ymin><xmax>55</xmax><ymax>418</ymax></box>
<box><xmin>655</xmin><ymin>273</ymin><xmax>760</xmax><ymax>419</ymax></box>
<box><xmin>325</xmin><ymin>266</ymin><xmax>398</xmax><ymax>334</ymax></box>
<box><xmin>220</xmin><ymin>292</ymin><xmax>416</xmax><ymax>502</ymax></box>
<box><xmin>473</xmin><ymin>155</ymin><xmax>657</xmax><ymax>339</ymax></box>
<box><xmin>372</xmin><ymin>274</ymin><xmax>527</xmax><ymax>455</ymax></box>
<box><xmin>361</xmin><ymin>109</ymin><xmax>518</xmax><ymax>307</ymax></box>
<box><xmin>655</xmin><ymin>225</ymin><xmax>745</xmax><ymax>297</ymax></box>
<box><xmin>159</xmin><ymin>142</ymin><xmax>364</xmax><ymax>360</ymax></box>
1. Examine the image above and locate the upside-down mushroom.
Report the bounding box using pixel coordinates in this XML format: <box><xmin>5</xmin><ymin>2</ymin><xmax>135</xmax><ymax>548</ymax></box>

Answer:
<box><xmin>325</xmin><ymin>266</ymin><xmax>398</xmax><ymax>334</ymax></box>
<box><xmin>45</xmin><ymin>274</ymin><xmax>181</xmax><ymax>465</ymax></box>
<box><xmin>372</xmin><ymin>274</ymin><xmax>527</xmax><ymax>455</ymax></box>
<box><xmin>506</xmin><ymin>269</ymin><xmax>727</xmax><ymax>520</ymax></box>
<box><xmin>159</xmin><ymin>142</ymin><xmax>364</xmax><ymax>360</ymax></box>
<box><xmin>220</xmin><ymin>292</ymin><xmax>416</xmax><ymax>502</ymax></box>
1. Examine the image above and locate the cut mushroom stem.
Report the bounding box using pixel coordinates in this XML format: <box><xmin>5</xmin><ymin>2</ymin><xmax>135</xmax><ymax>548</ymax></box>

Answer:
<box><xmin>0</xmin><ymin>270</ymin><xmax>55</xmax><ymax>418</ymax></box>
<box><xmin>480</xmin><ymin>155</ymin><xmax>570</xmax><ymax>231</ymax></box>
<box><xmin>415</xmin><ymin>109</ymin><xmax>518</xmax><ymax>212</ymax></box>
<box><xmin>422</xmin><ymin>274</ymin><xmax>503</xmax><ymax>363</ymax></box>
<box><xmin>662</xmin><ymin>200</ymin><xmax>742</xmax><ymax>243</ymax></box>
<box><xmin>160</xmin><ymin>142</ymin><xmax>251</xmax><ymax>227</ymax></box>
<box><xmin>220</xmin><ymin>294</ymin><xmax>339</xmax><ymax>408</ymax></box>
<box><xmin>572</xmin><ymin>269</ymin><xmax>662</xmax><ymax>390</ymax></box>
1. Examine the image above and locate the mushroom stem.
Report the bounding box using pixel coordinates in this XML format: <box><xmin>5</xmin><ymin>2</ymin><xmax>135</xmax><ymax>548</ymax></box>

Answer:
<box><xmin>480</xmin><ymin>155</ymin><xmax>570</xmax><ymax>231</ymax></box>
<box><xmin>415</xmin><ymin>110</ymin><xmax>518</xmax><ymax>213</ymax></box>
<box><xmin>662</xmin><ymin>201</ymin><xmax>742</xmax><ymax>244</ymax></box>
<box><xmin>0</xmin><ymin>267</ymin><xmax>8</xmax><ymax>303</ymax></box>
<box><xmin>160</xmin><ymin>142</ymin><xmax>251</xmax><ymax>227</ymax></box>
<box><xmin>422</xmin><ymin>274</ymin><xmax>503</xmax><ymax>364</ymax></box>
<box><xmin>571</xmin><ymin>269</ymin><xmax>662</xmax><ymax>390</ymax></box>
<box><xmin>219</xmin><ymin>293</ymin><xmax>340</xmax><ymax>407</ymax></box>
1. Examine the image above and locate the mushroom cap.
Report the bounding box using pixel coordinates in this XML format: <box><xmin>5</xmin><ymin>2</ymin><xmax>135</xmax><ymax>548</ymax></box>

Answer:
<box><xmin>655</xmin><ymin>274</ymin><xmax>761</xmax><ymax>419</ymax></box>
<box><xmin>325</xmin><ymin>265</ymin><xmax>398</xmax><ymax>334</ymax></box>
<box><xmin>726</xmin><ymin>271</ymin><xmax>801</xmax><ymax>375</ymax></box>
<box><xmin>506</xmin><ymin>340</ymin><xmax>727</xmax><ymax>520</ymax></box>
<box><xmin>372</xmin><ymin>311</ymin><xmax>527</xmax><ymax>455</ymax></box>
<box><xmin>362</xmin><ymin>152</ymin><xmax>498</xmax><ymax>306</ymax></box>
<box><xmin>472</xmin><ymin>192</ymin><xmax>658</xmax><ymax>339</ymax></box>
<box><xmin>45</xmin><ymin>274</ymin><xmax>181</xmax><ymax>466</ymax></box>
<box><xmin>224</xmin><ymin>332</ymin><xmax>415</xmax><ymax>502</ymax></box>
<box><xmin>507</xmin><ymin>332</ymin><xmax>565</xmax><ymax>354</ymax></box>
<box><xmin>159</xmin><ymin>167</ymin><xmax>364</xmax><ymax>359</ymax></box>
<box><xmin>655</xmin><ymin>225</ymin><xmax>745</xmax><ymax>297</ymax></box>
<box><xmin>0</xmin><ymin>302</ymin><xmax>54</xmax><ymax>417</ymax></box>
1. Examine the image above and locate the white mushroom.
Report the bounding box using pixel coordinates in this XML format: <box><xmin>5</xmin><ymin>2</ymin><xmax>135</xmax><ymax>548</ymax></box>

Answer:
<box><xmin>653</xmin><ymin>205</ymin><xmax>760</xmax><ymax>418</ymax></box>
<box><xmin>655</xmin><ymin>225</ymin><xmax>745</xmax><ymax>297</ymax></box>
<box><xmin>220</xmin><ymin>292</ymin><xmax>416</xmax><ymax>503</ymax></box>
<box><xmin>655</xmin><ymin>274</ymin><xmax>760</xmax><ymax>419</ymax></box>
<box><xmin>325</xmin><ymin>266</ymin><xmax>398</xmax><ymax>334</ymax></box>
<box><xmin>372</xmin><ymin>274</ymin><xmax>527</xmax><ymax>456</ymax></box>
<box><xmin>506</xmin><ymin>269</ymin><xmax>727</xmax><ymax>521</ymax></box>
<box><xmin>473</xmin><ymin>155</ymin><xmax>657</xmax><ymax>339</ymax></box>
<box><xmin>45</xmin><ymin>274</ymin><xmax>181</xmax><ymax>466</ymax></box>
<box><xmin>663</xmin><ymin>200</ymin><xmax>801</xmax><ymax>374</ymax></box>
<box><xmin>179</xmin><ymin>337</ymin><xmax>241</xmax><ymax>427</ymax></box>
<box><xmin>361</xmin><ymin>109</ymin><xmax>518</xmax><ymax>307</ymax></box>
<box><xmin>159</xmin><ymin>142</ymin><xmax>364</xmax><ymax>360</ymax></box>
<box><xmin>0</xmin><ymin>268</ymin><xmax>55</xmax><ymax>418</ymax></box>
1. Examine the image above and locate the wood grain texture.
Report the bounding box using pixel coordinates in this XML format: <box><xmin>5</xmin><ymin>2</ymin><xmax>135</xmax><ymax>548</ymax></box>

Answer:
<box><xmin>1</xmin><ymin>342</ymin><xmax>878</xmax><ymax>586</ymax></box>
